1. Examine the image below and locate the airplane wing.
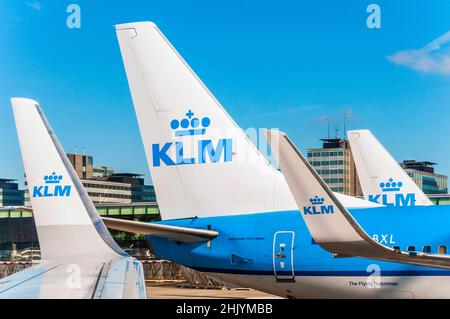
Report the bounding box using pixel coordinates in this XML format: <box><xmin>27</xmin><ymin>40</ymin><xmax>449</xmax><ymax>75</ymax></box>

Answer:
<box><xmin>265</xmin><ymin>130</ymin><xmax>450</xmax><ymax>270</ymax></box>
<box><xmin>0</xmin><ymin>259</ymin><xmax>144</xmax><ymax>299</ymax></box>
<box><xmin>102</xmin><ymin>217</ymin><xmax>219</xmax><ymax>243</ymax></box>
<box><xmin>347</xmin><ymin>130</ymin><xmax>432</xmax><ymax>206</ymax></box>
<box><xmin>2</xmin><ymin>98</ymin><xmax>146</xmax><ymax>299</ymax></box>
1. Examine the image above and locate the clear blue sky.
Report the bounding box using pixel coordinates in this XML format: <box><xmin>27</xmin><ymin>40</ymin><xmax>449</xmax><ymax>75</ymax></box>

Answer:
<box><xmin>0</xmin><ymin>0</ymin><xmax>449</xmax><ymax>185</ymax></box>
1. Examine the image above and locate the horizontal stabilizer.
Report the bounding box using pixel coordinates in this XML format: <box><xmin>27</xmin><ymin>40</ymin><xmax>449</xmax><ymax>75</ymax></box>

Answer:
<box><xmin>266</xmin><ymin>129</ymin><xmax>450</xmax><ymax>270</ymax></box>
<box><xmin>102</xmin><ymin>217</ymin><xmax>218</xmax><ymax>243</ymax></box>
<box><xmin>334</xmin><ymin>193</ymin><xmax>382</xmax><ymax>209</ymax></box>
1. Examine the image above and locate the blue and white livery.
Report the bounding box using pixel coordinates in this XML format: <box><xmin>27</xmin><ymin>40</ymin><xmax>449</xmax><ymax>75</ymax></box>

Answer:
<box><xmin>114</xmin><ymin>21</ymin><xmax>450</xmax><ymax>298</ymax></box>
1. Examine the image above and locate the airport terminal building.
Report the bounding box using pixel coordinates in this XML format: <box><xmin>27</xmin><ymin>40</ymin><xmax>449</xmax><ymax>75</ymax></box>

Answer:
<box><xmin>24</xmin><ymin>153</ymin><xmax>156</xmax><ymax>205</ymax></box>
<box><xmin>307</xmin><ymin>138</ymin><xmax>363</xmax><ymax>196</ymax></box>
<box><xmin>400</xmin><ymin>160</ymin><xmax>448</xmax><ymax>195</ymax></box>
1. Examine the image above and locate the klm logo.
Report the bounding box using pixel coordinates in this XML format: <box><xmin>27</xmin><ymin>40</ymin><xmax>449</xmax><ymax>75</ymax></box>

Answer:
<box><xmin>32</xmin><ymin>172</ymin><xmax>71</xmax><ymax>198</ymax></box>
<box><xmin>368</xmin><ymin>178</ymin><xmax>415</xmax><ymax>207</ymax></box>
<box><xmin>303</xmin><ymin>195</ymin><xmax>334</xmax><ymax>215</ymax></box>
<box><xmin>152</xmin><ymin>110</ymin><xmax>233</xmax><ymax>167</ymax></box>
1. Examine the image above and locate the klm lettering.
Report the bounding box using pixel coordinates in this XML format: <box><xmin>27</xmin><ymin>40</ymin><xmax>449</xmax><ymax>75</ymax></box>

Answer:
<box><xmin>303</xmin><ymin>205</ymin><xmax>335</xmax><ymax>215</ymax></box>
<box><xmin>33</xmin><ymin>185</ymin><xmax>71</xmax><ymax>198</ymax></box>
<box><xmin>368</xmin><ymin>193</ymin><xmax>415</xmax><ymax>207</ymax></box>
<box><xmin>152</xmin><ymin>139</ymin><xmax>233</xmax><ymax>167</ymax></box>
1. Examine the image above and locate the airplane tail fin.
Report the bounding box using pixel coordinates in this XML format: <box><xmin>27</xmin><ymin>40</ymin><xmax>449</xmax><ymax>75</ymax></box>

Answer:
<box><xmin>12</xmin><ymin>98</ymin><xmax>126</xmax><ymax>260</ymax></box>
<box><xmin>347</xmin><ymin>130</ymin><xmax>432</xmax><ymax>207</ymax></box>
<box><xmin>115</xmin><ymin>22</ymin><xmax>296</xmax><ymax>219</ymax></box>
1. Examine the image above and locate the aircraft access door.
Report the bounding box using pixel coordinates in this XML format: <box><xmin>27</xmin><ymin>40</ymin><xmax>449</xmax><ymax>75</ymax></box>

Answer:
<box><xmin>273</xmin><ymin>231</ymin><xmax>295</xmax><ymax>282</ymax></box>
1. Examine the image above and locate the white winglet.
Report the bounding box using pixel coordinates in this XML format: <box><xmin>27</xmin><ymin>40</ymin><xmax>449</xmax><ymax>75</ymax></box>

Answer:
<box><xmin>348</xmin><ymin>130</ymin><xmax>432</xmax><ymax>207</ymax></box>
<box><xmin>265</xmin><ymin>129</ymin><xmax>450</xmax><ymax>269</ymax></box>
<box><xmin>12</xmin><ymin>98</ymin><xmax>125</xmax><ymax>261</ymax></box>
<box><xmin>265</xmin><ymin>130</ymin><xmax>372</xmax><ymax>249</ymax></box>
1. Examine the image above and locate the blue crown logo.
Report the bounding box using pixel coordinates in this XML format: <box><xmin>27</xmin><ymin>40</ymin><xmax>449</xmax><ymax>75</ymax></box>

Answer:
<box><xmin>310</xmin><ymin>195</ymin><xmax>325</xmax><ymax>205</ymax></box>
<box><xmin>379</xmin><ymin>178</ymin><xmax>403</xmax><ymax>192</ymax></box>
<box><xmin>44</xmin><ymin>172</ymin><xmax>63</xmax><ymax>184</ymax></box>
<box><xmin>170</xmin><ymin>110</ymin><xmax>211</xmax><ymax>137</ymax></box>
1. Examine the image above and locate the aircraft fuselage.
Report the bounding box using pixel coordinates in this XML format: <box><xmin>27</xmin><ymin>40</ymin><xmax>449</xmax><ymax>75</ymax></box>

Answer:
<box><xmin>147</xmin><ymin>205</ymin><xmax>450</xmax><ymax>298</ymax></box>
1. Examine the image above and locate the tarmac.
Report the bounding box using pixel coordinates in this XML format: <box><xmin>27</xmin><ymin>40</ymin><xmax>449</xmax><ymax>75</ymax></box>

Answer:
<box><xmin>146</xmin><ymin>282</ymin><xmax>279</xmax><ymax>299</ymax></box>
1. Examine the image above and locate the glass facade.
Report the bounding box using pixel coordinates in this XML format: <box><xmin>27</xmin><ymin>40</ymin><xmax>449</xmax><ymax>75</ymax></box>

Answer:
<box><xmin>131</xmin><ymin>184</ymin><xmax>157</xmax><ymax>202</ymax></box>
<box><xmin>0</xmin><ymin>179</ymin><xmax>25</xmax><ymax>206</ymax></box>
<box><xmin>400</xmin><ymin>160</ymin><xmax>448</xmax><ymax>195</ymax></box>
<box><xmin>93</xmin><ymin>165</ymin><xmax>114</xmax><ymax>178</ymax></box>
<box><xmin>405</xmin><ymin>170</ymin><xmax>448</xmax><ymax>195</ymax></box>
